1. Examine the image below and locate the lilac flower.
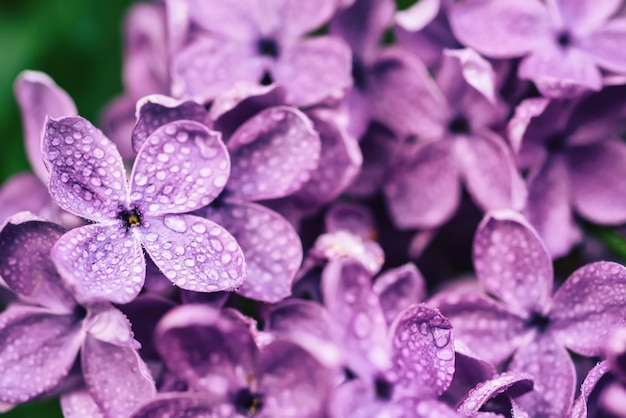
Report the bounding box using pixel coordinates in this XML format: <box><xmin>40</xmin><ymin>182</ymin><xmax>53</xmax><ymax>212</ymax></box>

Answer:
<box><xmin>435</xmin><ymin>210</ymin><xmax>626</xmax><ymax>417</ymax></box>
<box><xmin>166</xmin><ymin>0</ymin><xmax>352</xmax><ymax>106</ymax></box>
<box><xmin>507</xmin><ymin>86</ymin><xmax>626</xmax><ymax>257</ymax></box>
<box><xmin>42</xmin><ymin>116</ymin><xmax>245</xmax><ymax>304</ymax></box>
<box><xmin>449</xmin><ymin>0</ymin><xmax>626</xmax><ymax>97</ymax></box>
<box><xmin>0</xmin><ymin>213</ymin><xmax>155</xmax><ymax>416</ymax></box>
<box><xmin>130</xmin><ymin>304</ymin><xmax>336</xmax><ymax>417</ymax></box>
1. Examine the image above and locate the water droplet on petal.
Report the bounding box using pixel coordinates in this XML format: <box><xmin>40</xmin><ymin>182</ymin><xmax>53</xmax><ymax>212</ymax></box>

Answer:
<box><xmin>164</xmin><ymin>215</ymin><xmax>187</xmax><ymax>233</ymax></box>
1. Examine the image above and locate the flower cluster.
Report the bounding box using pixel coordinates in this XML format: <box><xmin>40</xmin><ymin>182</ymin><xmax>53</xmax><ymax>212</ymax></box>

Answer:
<box><xmin>2</xmin><ymin>0</ymin><xmax>626</xmax><ymax>417</ymax></box>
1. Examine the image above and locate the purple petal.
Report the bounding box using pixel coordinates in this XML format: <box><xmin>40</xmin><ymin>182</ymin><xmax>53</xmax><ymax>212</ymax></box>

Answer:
<box><xmin>131</xmin><ymin>94</ymin><xmax>208</xmax><ymax>152</ymax></box>
<box><xmin>84</xmin><ymin>305</ymin><xmax>139</xmax><ymax>349</ymax></box>
<box><xmin>51</xmin><ymin>224</ymin><xmax>145</xmax><ymax>304</ymax></box>
<box><xmin>457</xmin><ymin>132</ymin><xmax>526</xmax><ymax>212</ymax></box>
<box><xmin>506</xmin><ymin>97</ymin><xmax>550</xmax><ymax>155</ymax></box>
<box><xmin>473</xmin><ymin>210</ymin><xmax>553</xmax><ymax>317</ymax></box>
<box><xmin>274</xmin><ymin>36</ymin><xmax>352</xmax><ymax>107</ymax></box>
<box><xmin>324</xmin><ymin>202</ymin><xmax>376</xmax><ymax>239</ymax></box>
<box><xmin>457</xmin><ymin>371</ymin><xmax>534</xmax><ymax>415</ymax></box>
<box><xmin>0</xmin><ymin>305</ymin><xmax>83</xmax><ymax>403</ymax></box>
<box><xmin>550</xmin><ymin>261</ymin><xmax>626</xmax><ymax>356</ymax></box>
<box><xmin>171</xmin><ymin>37</ymin><xmax>263</xmax><ymax>102</ymax></box>
<box><xmin>42</xmin><ymin>116</ymin><xmax>127</xmax><ymax>222</ymax></box>
<box><xmin>311</xmin><ymin>230</ymin><xmax>385</xmax><ymax>276</ymax></box>
<box><xmin>268</xmin><ymin>0</ymin><xmax>338</xmax><ymax>40</ymax></box>
<box><xmin>154</xmin><ymin>305</ymin><xmax>257</xmax><ymax>394</ymax></box>
<box><xmin>322</xmin><ymin>258</ymin><xmax>390</xmax><ymax>377</ymax></box>
<box><xmin>519</xmin><ymin>47</ymin><xmax>602</xmax><ymax>98</ymax></box>
<box><xmin>525</xmin><ymin>156</ymin><xmax>581</xmax><ymax>258</ymax></box>
<box><xmin>14</xmin><ymin>71</ymin><xmax>77</xmax><ymax>182</ymax></box>
<box><xmin>130</xmin><ymin>120</ymin><xmax>230</xmax><ymax>215</ymax></box>
<box><xmin>389</xmin><ymin>304</ymin><xmax>455</xmax><ymax>398</ymax></box>
<box><xmin>553</xmin><ymin>0</ymin><xmax>621</xmax><ymax>34</ymax></box>
<box><xmin>291</xmin><ymin>110</ymin><xmax>362</xmax><ymax>209</ymax></box>
<box><xmin>328</xmin><ymin>379</ymin><xmax>398</xmax><ymax>418</ymax></box>
<box><xmin>394</xmin><ymin>0</ymin><xmax>440</xmax><ymax>32</ymax></box>
<box><xmin>82</xmin><ymin>335</ymin><xmax>156</xmax><ymax>418</ymax></box>
<box><xmin>61</xmin><ymin>390</ymin><xmax>105</xmax><ymax>418</ymax></box>
<box><xmin>129</xmin><ymin>393</ymin><xmax>217</xmax><ymax>418</ymax></box>
<box><xmin>434</xmin><ymin>292</ymin><xmax>528</xmax><ymax>364</ymax></box>
<box><xmin>384</xmin><ymin>140</ymin><xmax>460</xmax><ymax>229</ymax></box>
<box><xmin>441</xmin><ymin>48</ymin><xmax>498</xmax><ymax>104</ymax></box>
<box><xmin>443</xmin><ymin>342</ymin><xmax>498</xmax><ymax>406</ymax></box>
<box><xmin>373</xmin><ymin>263</ymin><xmax>426</xmax><ymax>325</ymax></box>
<box><xmin>140</xmin><ymin>214</ymin><xmax>245</xmax><ymax>292</ymax></box>
<box><xmin>606</xmin><ymin>326</ymin><xmax>626</xmax><ymax>380</ymax></box>
<box><xmin>226</xmin><ymin>106</ymin><xmax>320</xmax><ymax>201</ymax></box>
<box><xmin>570</xmin><ymin>361</ymin><xmax>610</xmax><ymax>418</ymax></box>
<box><xmin>0</xmin><ymin>173</ymin><xmax>53</xmax><ymax>223</ymax></box>
<box><xmin>509</xmin><ymin>336</ymin><xmax>576</xmax><ymax>418</ymax></box>
<box><xmin>448</xmin><ymin>0</ymin><xmax>550</xmax><ymax>58</ymax></box>
<box><xmin>99</xmin><ymin>96</ymin><xmax>137</xmax><ymax>163</ymax></box>
<box><xmin>256</xmin><ymin>339</ymin><xmax>335</xmax><ymax>418</ymax></box>
<box><xmin>198</xmin><ymin>200</ymin><xmax>300</xmax><ymax>302</ymax></box>
<box><xmin>0</xmin><ymin>214</ymin><xmax>76</xmax><ymax>312</ymax></box>
<box><xmin>586</xmin><ymin>18</ymin><xmax>626</xmax><ymax>74</ymax></box>
<box><xmin>565</xmin><ymin>140</ymin><xmax>626</xmax><ymax>224</ymax></box>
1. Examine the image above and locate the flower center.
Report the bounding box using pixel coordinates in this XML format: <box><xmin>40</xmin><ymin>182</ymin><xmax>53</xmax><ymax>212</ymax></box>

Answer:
<box><xmin>118</xmin><ymin>208</ymin><xmax>142</xmax><ymax>229</ymax></box>
<box><xmin>374</xmin><ymin>376</ymin><xmax>393</xmax><ymax>401</ymax></box>
<box><xmin>448</xmin><ymin>115</ymin><xmax>471</xmax><ymax>135</ymax></box>
<box><xmin>528</xmin><ymin>312</ymin><xmax>551</xmax><ymax>333</ymax></box>
<box><xmin>352</xmin><ymin>57</ymin><xmax>368</xmax><ymax>91</ymax></box>
<box><xmin>556</xmin><ymin>30</ymin><xmax>572</xmax><ymax>48</ymax></box>
<box><xmin>258</xmin><ymin>38</ymin><xmax>279</xmax><ymax>58</ymax></box>
<box><xmin>233</xmin><ymin>388</ymin><xmax>264</xmax><ymax>416</ymax></box>
<box><xmin>545</xmin><ymin>133</ymin><xmax>567</xmax><ymax>154</ymax></box>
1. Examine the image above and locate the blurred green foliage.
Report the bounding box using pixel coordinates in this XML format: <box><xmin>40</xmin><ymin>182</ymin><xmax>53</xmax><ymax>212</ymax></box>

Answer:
<box><xmin>0</xmin><ymin>0</ymin><xmax>135</xmax><ymax>184</ymax></box>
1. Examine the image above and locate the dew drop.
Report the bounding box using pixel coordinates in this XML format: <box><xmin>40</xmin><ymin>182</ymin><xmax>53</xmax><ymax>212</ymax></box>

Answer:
<box><xmin>164</xmin><ymin>215</ymin><xmax>187</xmax><ymax>233</ymax></box>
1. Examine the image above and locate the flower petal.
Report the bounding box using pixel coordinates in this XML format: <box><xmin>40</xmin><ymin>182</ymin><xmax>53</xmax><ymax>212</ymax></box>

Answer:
<box><xmin>373</xmin><ymin>263</ymin><xmax>426</xmax><ymax>325</ymax></box>
<box><xmin>585</xmin><ymin>18</ymin><xmax>626</xmax><ymax>74</ymax></box>
<box><xmin>42</xmin><ymin>117</ymin><xmax>127</xmax><ymax>222</ymax></box>
<box><xmin>553</xmin><ymin>0</ymin><xmax>621</xmax><ymax>35</ymax></box>
<box><xmin>226</xmin><ymin>106</ymin><xmax>320</xmax><ymax>201</ymax></box>
<box><xmin>129</xmin><ymin>393</ymin><xmax>218</xmax><ymax>418</ymax></box>
<box><xmin>198</xmin><ymin>200</ymin><xmax>300</xmax><ymax>303</ymax></box>
<box><xmin>509</xmin><ymin>336</ymin><xmax>576</xmax><ymax>418</ymax></box>
<box><xmin>154</xmin><ymin>305</ymin><xmax>257</xmax><ymax>394</ymax></box>
<box><xmin>321</xmin><ymin>258</ymin><xmax>390</xmax><ymax>377</ymax></box>
<box><xmin>384</xmin><ymin>140</ymin><xmax>460</xmax><ymax>229</ymax></box>
<box><xmin>444</xmin><ymin>342</ymin><xmax>498</xmax><ymax>405</ymax></box>
<box><xmin>82</xmin><ymin>335</ymin><xmax>156</xmax><ymax>418</ymax></box>
<box><xmin>0</xmin><ymin>305</ymin><xmax>83</xmax><ymax>403</ymax></box>
<box><xmin>550</xmin><ymin>262</ymin><xmax>626</xmax><ymax>356</ymax></box>
<box><xmin>389</xmin><ymin>304</ymin><xmax>455</xmax><ymax>398</ymax></box>
<box><xmin>130</xmin><ymin>120</ymin><xmax>230</xmax><ymax>215</ymax></box>
<box><xmin>473</xmin><ymin>210</ymin><xmax>553</xmax><ymax>317</ymax></box>
<box><xmin>51</xmin><ymin>224</ymin><xmax>145</xmax><ymax>305</ymax></box>
<box><xmin>274</xmin><ymin>36</ymin><xmax>352</xmax><ymax>107</ymax></box>
<box><xmin>14</xmin><ymin>71</ymin><xmax>77</xmax><ymax>183</ymax></box>
<box><xmin>448</xmin><ymin>0</ymin><xmax>550</xmax><ymax>58</ymax></box>
<box><xmin>267</xmin><ymin>0</ymin><xmax>338</xmax><ymax>40</ymax></box>
<box><xmin>457</xmin><ymin>371</ymin><xmax>534</xmax><ymax>415</ymax></box>
<box><xmin>569</xmin><ymin>361</ymin><xmax>610</xmax><ymax>418</ymax></box>
<box><xmin>140</xmin><ymin>214</ymin><xmax>245</xmax><ymax>293</ymax></box>
<box><xmin>0</xmin><ymin>173</ymin><xmax>53</xmax><ymax>223</ymax></box>
<box><xmin>131</xmin><ymin>94</ymin><xmax>208</xmax><ymax>153</ymax></box>
<box><xmin>99</xmin><ymin>96</ymin><xmax>137</xmax><ymax>163</ymax></box>
<box><xmin>434</xmin><ymin>292</ymin><xmax>528</xmax><ymax>364</ymax></box>
<box><xmin>61</xmin><ymin>390</ymin><xmax>105</xmax><ymax>418</ymax></box>
<box><xmin>324</xmin><ymin>202</ymin><xmax>376</xmax><ymax>239</ymax></box>
<box><xmin>0</xmin><ymin>214</ymin><xmax>76</xmax><ymax>312</ymax></box>
<box><xmin>257</xmin><ymin>340</ymin><xmax>335</xmax><ymax>418</ymax></box>
<box><xmin>84</xmin><ymin>305</ymin><xmax>139</xmax><ymax>349</ymax></box>
<box><xmin>565</xmin><ymin>140</ymin><xmax>626</xmax><ymax>224</ymax></box>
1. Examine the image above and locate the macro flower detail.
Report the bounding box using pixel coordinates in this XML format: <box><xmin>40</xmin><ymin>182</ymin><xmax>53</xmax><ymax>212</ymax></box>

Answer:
<box><xmin>42</xmin><ymin>116</ymin><xmax>246</xmax><ymax>304</ymax></box>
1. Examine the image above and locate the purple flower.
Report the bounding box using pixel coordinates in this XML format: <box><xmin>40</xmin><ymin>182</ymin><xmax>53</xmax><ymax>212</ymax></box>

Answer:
<box><xmin>130</xmin><ymin>304</ymin><xmax>336</xmax><ymax>418</ymax></box>
<box><xmin>435</xmin><ymin>210</ymin><xmax>626</xmax><ymax>417</ymax></box>
<box><xmin>449</xmin><ymin>0</ymin><xmax>626</xmax><ymax>97</ymax></box>
<box><xmin>42</xmin><ymin>116</ymin><xmax>246</xmax><ymax>304</ymax></box>
<box><xmin>0</xmin><ymin>213</ymin><xmax>155</xmax><ymax>416</ymax></box>
<box><xmin>167</xmin><ymin>0</ymin><xmax>352</xmax><ymax>106</ymax></box>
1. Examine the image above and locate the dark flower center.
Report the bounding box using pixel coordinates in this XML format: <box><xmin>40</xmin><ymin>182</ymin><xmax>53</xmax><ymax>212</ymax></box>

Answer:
<box><xmin>374</xmin><ymin>376</ymin><xmax>393</xmax><ymax>401</ymax></box>
<box><xmin>259</xmin><ymin>71</ymin><xmax>274</xmax><ymax>86</ymax></box>
<box><xmin>119</xmin><ymin>207</ymin><xmax>142</xmax><ymax>229</ymax></box>
<box><xmin>545</xmin><ymin>133</ymin><xmax>567</xmax><ymax>154</ymax></box>
<box><xmin>233</xmin><ymin>388</ymin><xmax>263</xmax><ymax>416</ymax></box>
<box><xmin>73</xmin><ymin>304</ymin><xmax>88</xmax><ymax>320</ymax></box>
<box><xmin>556</xmin><ymin>30</ymin><xmax>572</xmax><ymax>48</ymax></box>
<box><xmin>448</xmin><ymin>115</ymin><xmax>471</xmax><ymax>135</ymax></box>
<box><xmin>258</xmin><ymin>38</ymin><xmax>279</xmax><ymax>58</ymax></box>
<box><xmin>528</xmin><ymin>312</ymin><xmax>551</xmax><ymax>333</ymax></box>
<box><xmin>352</xmin><ymin>57</ymin><xmax>368</xmax><ymax>91</ymax></box>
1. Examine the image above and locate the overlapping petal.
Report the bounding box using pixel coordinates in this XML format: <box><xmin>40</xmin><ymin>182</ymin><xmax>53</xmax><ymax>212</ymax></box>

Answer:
<box><xmin>129</xmin><ymin>393</ymin><xmax>217</xmax><ymax>418</ymax></box>
<box><xmin>551</xmin><ymin>262</ymin><xmax>626</xmax><ymax>356</ymax></box>
<box><xmin>140</xmin><ymin>214</ymin><xmax>245</xmax><ymax>292</ymax></box>
<box><xmin>43</xmin><ymin>117</ymin><xmax>128</xmax><ymax>222</ymax></box>
<box><xmin>130</xmin><ymin>120</ymin><xmax>230</xmax><ymax>216</ymax></box>
<box><xmin>51</xmin><ymin>224</ymin><xmax>145</xmax><ymax>304</ymax></box>
<box><xmin>373</xmin><ymin>263</ymin><xmax>426</xmax><ymax>325</ymax></box>
<box><xmin>0</xmin><ymin>173</ymin><xmax>53</xmax><ymax>223</ymax></box>
<box><xmin>569</xmin><ymin>361</ymin><xmax>610</xmax><ymax>418</ymax></box>
<box><xmin>61</xmin><ymin>390</ymin><xmax>105</xmax><ymax>418</ymax></box>
<box><xmin>585</xmin><ymin>18</ymin><xmax>626</xmax><ymax>73</ymax></box>
<box><xmin>456</xmin><ymin>371</ymin><xmax>533</xmax><ymax>415</ymax></box>
<box><xmin>226</xmin><ymin>106</ymin><xmax>320</xmax><ymax>201</ymax></box>
<box><xmin>473</xmin><ymin>210</ymin><xmax>553</xmax><ymax>316</ymax></box>
<box><xmin>199</xmin><ymin>200</ymin><xmax>300</xmax><ymax>302</ymax></box>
